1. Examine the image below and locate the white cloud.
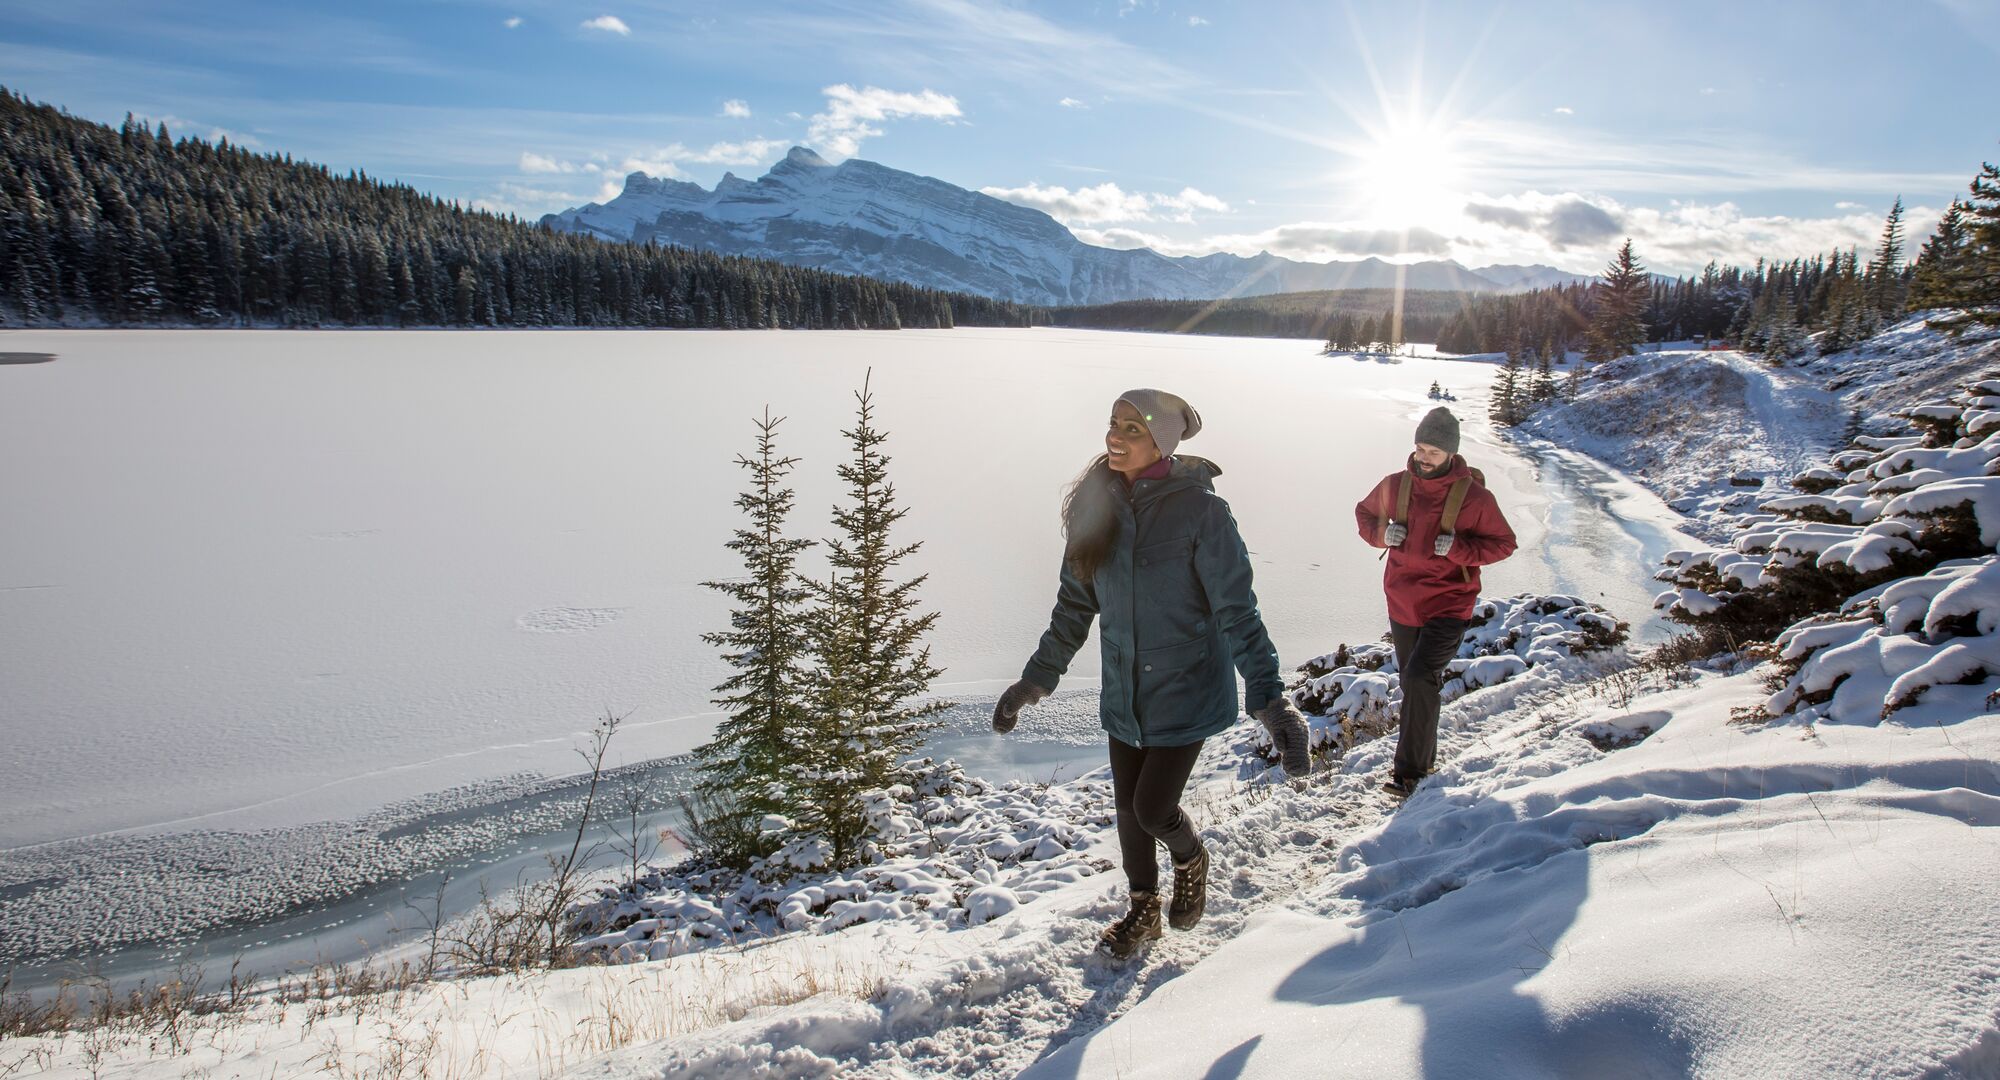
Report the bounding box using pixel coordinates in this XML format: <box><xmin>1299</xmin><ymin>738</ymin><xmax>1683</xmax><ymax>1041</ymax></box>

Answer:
<box><xmin>142</xmin><ymin>113</ymin><xmax>262</xmax><ymax>148</ymax></box>
<box><xmin>1072</xmin><ymin>225</ymin><xmax>1180</xmax><ymax>251</ymax></box>
<box><xmin>473</xmin><ymin>181</ymin><xmax>594</xmax><ymax>218</ymax></box>
<box><xmin>684</xmin><ymin>138</ymin><xmax>789</xmax><ymax>166</ymax></box>
<box><xmin>808</xmin><ymin>84</ymin><xmax>961</xmax><ymax>158</ymax></box>
<box><xmin>504</xmin><ymin>16</ymin><xmax>522</xmax><ymax>29</ymax></box>
<box><xmin>1553</xmin><ymin>106</ymin><xmax>1574</xmax><ymax>115</ymax></box>
<box><xmin>1156</xmin><ymin>187</ymin><xmax>1229</xmax><ymax>214</ymax></box>
<box><xmin>1059</xmin><ymin>96</ymin><xmax>1086</xmax><ymax>109</ymax></box>
<box><xmin>1835</xmin><ymin>201</ymin><xmax>1863</xmax><ymax>210</ymax></box>
<box><xmin>983</xmin><ymin>182</ymin><xmax>1154</xmax><ymax>223</ymax></box>
<box><xmin>609</xmin><ymin>146</ymin><xmax>689</xmax><ymax>178</ymax></box>
<box><xmin>981</xmin><ymin>181</ymin><xmax>1230</xmax><ymax>226</ymax></box>
<box><xmin>519</xmin><ymin>151</ymin><xmax>581</xmax><ymax>174</ymax></box>
<box><xmin>721</xmin><ymin>99</ymin><xmax>751</xmax><ymax>119</ymax></box>
<box><xmin>580</xmin><ymin>15</ymin><xmax>630</xmax><ymax>35</ymax></box>
<box><xmin>1188</xmin><ymin>15</ymin><xmax>1208</xmax><ymax>26</ymax></box>
<box><xmin>1700</xmin><ymin>86</ymin><xmax>1718</xmax><ymax>95</ymax></box>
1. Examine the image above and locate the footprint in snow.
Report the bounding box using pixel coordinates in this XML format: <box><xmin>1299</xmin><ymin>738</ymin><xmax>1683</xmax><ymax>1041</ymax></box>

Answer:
<box><xmin>517</xmin><ymin>607</ymin><xmax>625</xmax><ymax>633</ymax></box>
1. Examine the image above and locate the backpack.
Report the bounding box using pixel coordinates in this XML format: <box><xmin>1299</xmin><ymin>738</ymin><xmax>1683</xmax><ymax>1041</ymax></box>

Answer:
<box><xmin>1379</xmin><ymin>465</ymin><xmax>1485</xmax><ymax>582</ymax></box>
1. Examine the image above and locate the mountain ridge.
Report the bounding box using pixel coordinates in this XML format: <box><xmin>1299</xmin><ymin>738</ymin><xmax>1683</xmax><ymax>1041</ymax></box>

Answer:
<box><xmin>543</xmin><ymin>147</ymin><xmax>1589</xmax><ymax>307</ymax></box>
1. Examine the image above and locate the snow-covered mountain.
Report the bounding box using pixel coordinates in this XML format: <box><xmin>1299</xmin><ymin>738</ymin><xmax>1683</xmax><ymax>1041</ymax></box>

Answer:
<box><xmin>542</xmin><ymin>148</ymin><xmax>1573</xmax><ymax>306</ymax></box>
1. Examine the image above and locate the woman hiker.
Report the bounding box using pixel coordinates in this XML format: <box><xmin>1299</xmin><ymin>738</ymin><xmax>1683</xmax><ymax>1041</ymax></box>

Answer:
<box><xmin>991</xmin><ymin>388</ymin><xmax>1312</xmax><ymax>958</ymax></box>
<box><xmin>1354</xmin><ymin>406</ymin><xmax>1517</xmax><ymax>799</ymax></box>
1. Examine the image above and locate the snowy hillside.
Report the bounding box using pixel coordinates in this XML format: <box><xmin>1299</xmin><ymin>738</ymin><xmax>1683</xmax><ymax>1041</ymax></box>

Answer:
<box><xmin>1516</xmin><ymin>347</ymin><xmax>1850</xmax><ymax>539</ymax></box>
<box><xmin>541</xmin><ymin>147</ymin><xmax>1563</xmax><ymax>307</ymax></box>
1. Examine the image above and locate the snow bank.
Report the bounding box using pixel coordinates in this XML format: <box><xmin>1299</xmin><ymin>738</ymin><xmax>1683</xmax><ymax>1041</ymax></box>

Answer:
<box><xmin>569</xmin><ymin>759</ymin><xmax>1113</xmax><ymax>961</ymax></box>
<box><xmin>1270</xmin><ymin>594</ymin><xmax>1627</xmax><ymax>763</ymax></box>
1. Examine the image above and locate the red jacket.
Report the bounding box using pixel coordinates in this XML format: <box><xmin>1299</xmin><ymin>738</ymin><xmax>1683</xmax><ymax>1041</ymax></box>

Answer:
<box><xmin>1355</xmin><ymin>455</ymin><xmax>1517</xmax><ymax>625</ymax></box>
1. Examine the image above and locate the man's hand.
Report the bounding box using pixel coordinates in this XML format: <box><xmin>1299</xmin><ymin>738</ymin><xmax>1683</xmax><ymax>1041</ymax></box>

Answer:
<box><xmin>992</xmin><ymin>679</ymin><xmax>1049</xmax><ymax>733</ymax></box>
<box><xmin>1434</xmin><ymin>532</ymin><xmax>1455</xmax><ymax>557</ymax></box>
<box><xmin>1384</xmin><ymin>522</ymin><xmax>1408</xmax><ymax>547</ymax></box>
<box><xmin>1254</xmin><ymin>698</ymin><xmax>1312</xmax><ymax>778</ymax></box>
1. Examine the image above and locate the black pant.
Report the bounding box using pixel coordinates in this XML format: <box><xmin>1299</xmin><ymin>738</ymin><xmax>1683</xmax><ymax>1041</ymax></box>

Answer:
<box><xmin>1391</xmin><ymin>617</ymin><xmax>1468</xmax><ymax>781</ymax></box>
<box><xmin>1107</xmin><ymin>736</ymin><xmax>1204</xmax><ymax>893</ymax></box>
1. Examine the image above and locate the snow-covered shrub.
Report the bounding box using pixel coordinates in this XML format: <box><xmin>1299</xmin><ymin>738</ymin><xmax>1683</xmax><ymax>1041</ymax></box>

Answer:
<box><xmin>1763</xmin><ymin>557</ymin><xmax>2000</xmax><ymax>724</ymax></box>
<box><xmin>1656</xmin><ymin>385</ymin><xmax>2000</xmax><ymax>642</ymax></box>
<box><xmin>1269</xmin><ymin>594</ymin><xmax>1626</xmax><ymax>764</ymax></box>
<box><xmin>566</xmin><ymin>758</ymin><xmax>1112</xmax><ymax>964</ymax></box>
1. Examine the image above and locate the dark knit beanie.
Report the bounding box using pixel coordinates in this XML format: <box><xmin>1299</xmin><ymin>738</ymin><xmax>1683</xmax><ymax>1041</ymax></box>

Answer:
<box><xmin>1415</xmin><ymin>407</ymin><xmax>1460</xmax><ymax>454</ymax></box>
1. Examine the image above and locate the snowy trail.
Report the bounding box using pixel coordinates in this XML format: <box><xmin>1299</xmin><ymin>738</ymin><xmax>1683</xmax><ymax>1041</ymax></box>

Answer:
<box><xmin>1714</xmin><ymin>349</ymin><xmax>1847</xmax><ymax>478</ymax></box>
<box><xmin>567</xmin><ymin>662</ymin><xmax>1606</xmax><ymax>1078</ymax></box>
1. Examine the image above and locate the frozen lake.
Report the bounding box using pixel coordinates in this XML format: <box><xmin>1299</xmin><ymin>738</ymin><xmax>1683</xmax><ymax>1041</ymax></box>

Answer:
<box><xmin>1</xmin><ymin>327</ymin><xmax>1689</xmax><ymax>854</ymax></box>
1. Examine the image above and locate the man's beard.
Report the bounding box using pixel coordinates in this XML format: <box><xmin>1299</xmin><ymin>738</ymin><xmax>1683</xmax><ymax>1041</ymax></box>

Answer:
<box><xmin>1414</xmin><ymin>457</ymin><xmax>1451</xmax><ymax>479</ymax></box>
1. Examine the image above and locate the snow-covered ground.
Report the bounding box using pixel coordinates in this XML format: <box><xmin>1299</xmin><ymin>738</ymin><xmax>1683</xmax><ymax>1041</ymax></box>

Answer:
<box><xmin>7</xmin><ymin>322</ymin><xmax>1995</xmax><ymax>1079</ymax></box>
<box><xmin>14</xmin><ymin>591</ymin><xmax>1991</xmax><ymax>1077</ymax></box>
<box><xmin>2</xmin><ymin>327</ymin><xmax>1692</xmax><ymax>983</ymax></box>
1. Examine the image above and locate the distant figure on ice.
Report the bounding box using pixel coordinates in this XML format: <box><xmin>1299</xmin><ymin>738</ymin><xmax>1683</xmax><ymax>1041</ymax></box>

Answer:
<box><xmin>991</xmin><ymin>388</ymin><xmax>1311</xmax><ymax>958</ymax></box>
<box><xmin>1354</xmin><ymin>407</ymin><xmax>1517</xmax><ymax>799</ymax></box>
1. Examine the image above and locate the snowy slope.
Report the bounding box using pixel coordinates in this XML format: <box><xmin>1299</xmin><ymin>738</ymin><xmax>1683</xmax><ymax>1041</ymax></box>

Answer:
<box><xmin>1516</xmin><ymin>348</ymin><xmax>1851</xmax><ymax>540</ymax></box>
<box><xmin>541</xmin><ymin>148</ymin><xmax>1552</xmax><ymax>306</ymax></box>
<box><xmin>1029</xmin><ymin>666</ymin><xmax>1998</xmax><ymax>1079</ymax></box>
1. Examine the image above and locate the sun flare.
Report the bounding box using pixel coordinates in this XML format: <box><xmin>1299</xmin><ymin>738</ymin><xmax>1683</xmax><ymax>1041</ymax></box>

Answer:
<box><xmin>1348</xmin><ymin>121</ymin><xmax>1463</xmax><ymax>229</ymax></box>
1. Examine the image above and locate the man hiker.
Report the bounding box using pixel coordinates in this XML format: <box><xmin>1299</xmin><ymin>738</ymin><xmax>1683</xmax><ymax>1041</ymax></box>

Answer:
<box><xmin>1354</xmin><ymin>407</ymin><xmax>1518</xmax><ymax>798</ymax></box>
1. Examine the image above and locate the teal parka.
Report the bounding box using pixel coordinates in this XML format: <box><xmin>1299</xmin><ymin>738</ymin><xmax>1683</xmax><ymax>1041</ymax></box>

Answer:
<box><xmin>1021</xmin><ymin>456</ymin><xmax>1285</xmax><ymax>747</ymax></box>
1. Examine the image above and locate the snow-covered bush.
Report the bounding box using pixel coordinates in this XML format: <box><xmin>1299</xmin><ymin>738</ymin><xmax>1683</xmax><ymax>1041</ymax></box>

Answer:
<box><xmin>1656</xmin><ymin>384</ymin><xmax>2000</xmax><ymax>642</ymax></box>
<box><xmin>567</xmin><ymin>758</ymin><xmax>1112</xmax><ymax>964</ymax></box>
<box><xmin>1266</xmin><ymin>594</ymin><xmax>1626</xmax><ymax>763</ymax></box>
<box><xmin>1643</xmin><ymin>377</ymin><xmax>2000</xmax><ymax>723</ymax></box>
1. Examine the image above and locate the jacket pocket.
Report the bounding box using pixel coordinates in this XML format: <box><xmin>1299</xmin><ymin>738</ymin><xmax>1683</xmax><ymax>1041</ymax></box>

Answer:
<box><xmin>1133</xmin><ymin>636</ymin><xmax>1223</xmax><ymax>733</ymax></box>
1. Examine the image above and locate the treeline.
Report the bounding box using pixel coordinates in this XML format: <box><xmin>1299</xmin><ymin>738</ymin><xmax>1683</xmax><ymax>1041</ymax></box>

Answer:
<box><xmin>0</xmin><ymin>88</ymin><xmax>1036</xmax><ymax>330</ymax></box>
<box><xmin>1044</xmin><ymin>287</ymin><xmax>1467</xmax><ymax>342</ymax></box>
<box><xmin>1439</xmin><ymin>165</ymin><xmax>2000</xmax><ymax>358</ymax></box>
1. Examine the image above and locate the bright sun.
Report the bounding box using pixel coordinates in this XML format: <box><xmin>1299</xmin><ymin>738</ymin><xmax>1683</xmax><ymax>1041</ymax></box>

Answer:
<box><xmin>1350</xmin><ymin>123</ymin><xmax>1462</xmax><ymax>228</ymax></box>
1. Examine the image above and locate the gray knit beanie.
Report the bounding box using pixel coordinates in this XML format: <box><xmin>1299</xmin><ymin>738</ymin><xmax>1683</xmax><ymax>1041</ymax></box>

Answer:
<box><xmin>1116</xmin><ymin>388</ymin><xmax>1203</xmax><ymax>459</ymax></box>
<box><xmin>1415</xmin><ymin>407</ymin><xmax>1460</xmax><ymax>454</ymax></box>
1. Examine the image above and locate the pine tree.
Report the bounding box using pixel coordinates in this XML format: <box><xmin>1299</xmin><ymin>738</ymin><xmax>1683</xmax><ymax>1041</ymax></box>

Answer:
<box><xmin>1940</xmin><ymin>162</ymin><xmax>2000</xmax><ymax>331</ymax></box>
<box><xmin>1490</xmin><ymin>348</ymin><xmax>1525</xmax><ymax>425</ymax></box>
<box><xmin>1530</xmin><ymin>344</ymin><xmax>1557</xmax><ymax>404</ymax></box>
<box><xmin>1909</xmin><ymin>201</ymin><xmax>1967</xmax><ymax>311</ymax></box>
<box><xmin>1561</xmin><ymin>356</ymin><xmax>1584</xmax><ymax>402</ymax></box>
<box><xmin>798</xmin><ymin>373</ymin><xmax>949</xmax><ymax>864</ymax></box>
<box><xmin>1762</xmin><ymin>289</ymin><xmax>1809</xmax><ymax>361</ymax></box>
<box><xmin>1587</xmin><ymin>239</ymin><xmax>1649</xmax><ymax>360</ymax></box>
<box><xmin>692</xmin><ymin>410</ymin><xmax>816</xmax><ymax>867</ymax></box>
<box><xmin>1863</xmin><ymin>196</ymin><xmax>1907</xmax><ymax>324</ymax></box>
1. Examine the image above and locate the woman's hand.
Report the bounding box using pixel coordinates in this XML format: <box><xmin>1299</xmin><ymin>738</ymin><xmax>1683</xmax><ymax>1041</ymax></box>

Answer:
<box><xmin>1255</xmin><ymin>698</ymin><xmax>1312</xmax><ymax>777</ymax></box>
<box><xmin>992</xmin><ymin>679</ymin><xmax>1050</xmax><ymax>733</ymax></box>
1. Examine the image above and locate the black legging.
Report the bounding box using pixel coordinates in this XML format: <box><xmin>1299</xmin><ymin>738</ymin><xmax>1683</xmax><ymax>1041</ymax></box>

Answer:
<box><xmin>1107</xmin><ymin>736</ymin><xmax>1204</xmax><ymax>893</ymax></box>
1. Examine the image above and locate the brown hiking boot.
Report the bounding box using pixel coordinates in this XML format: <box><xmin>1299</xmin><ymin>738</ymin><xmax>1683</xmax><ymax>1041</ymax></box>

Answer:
<box><xmin>1168</xmin><ymin>844</ymin><xmax>1208</xmax><ymax>930</ymax></box>
<box><xmin>1099</xmin><ymin>889</ymin><xmax>1163</xmax><ymax>958</ymax></box>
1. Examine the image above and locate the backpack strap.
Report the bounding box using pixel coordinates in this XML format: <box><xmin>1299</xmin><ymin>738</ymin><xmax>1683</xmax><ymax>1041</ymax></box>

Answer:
<box><xmin>1440</xmin><ymin>475</ymin><xmax>1476</xmax><ymax>582</ymax></box>
<box><xmin>1440</xmin><ymin>476</ymin><xmax>1472</xmax><ymax>534</ymax></box>
<box><xmin>1395</xmin><ymin>471</ymin><xmax>1413</xmax><ymax>523</ymax></box>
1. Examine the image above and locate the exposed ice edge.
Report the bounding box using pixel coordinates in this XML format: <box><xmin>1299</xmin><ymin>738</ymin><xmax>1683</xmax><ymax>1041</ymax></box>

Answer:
<box><xmin>0</xmin><ymin>762</ymin><xmax>646</xmax><ymax>969</ymax></box>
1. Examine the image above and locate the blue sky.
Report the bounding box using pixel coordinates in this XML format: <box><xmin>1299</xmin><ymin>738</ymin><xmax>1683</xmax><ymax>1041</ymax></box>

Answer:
<box><xmin>4</xmin><ymin>0</ymin><xmax>1994</xmax><ymax>274</ymax></box>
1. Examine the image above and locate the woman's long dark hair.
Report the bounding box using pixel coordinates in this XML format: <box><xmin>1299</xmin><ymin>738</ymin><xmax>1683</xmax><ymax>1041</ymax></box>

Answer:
<box><xmin>1061</xmin><ymin>454</ymin><xmax>1119</xmax><ymax>581</ymax></box>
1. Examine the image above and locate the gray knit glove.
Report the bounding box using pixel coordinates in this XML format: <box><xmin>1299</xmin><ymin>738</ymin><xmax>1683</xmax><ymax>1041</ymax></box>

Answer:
<box><xmin>1434</xmin><ymin>532</ymin><xmax>1455</xmax><ymax>557</ymax></box>
<box><xmin>992</xmin><ymin>678</ymin><xmax>1049</xmax><ymax>733</ymax></box>
<box><xmin>1384</xmin><ymin>522</ymin><xmax>1409</xmax><ymax>547</ymax></box>
<box><xmin>1254</xmin><ymin>698</ymin><xmax>1312</xmax><ymax>778</ymax></box>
